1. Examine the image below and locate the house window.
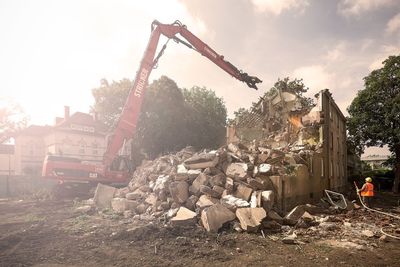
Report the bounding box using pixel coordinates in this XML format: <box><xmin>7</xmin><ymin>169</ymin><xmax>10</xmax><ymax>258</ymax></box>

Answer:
<box><xmin>78</xmin><ymin>140</ymin><xmax>86</xmax><ymax>154</ymax></box>
<box><xmin>92</xmin><ymin>142</ymin><xmax>98</xmax><ymax>155</ymax></box>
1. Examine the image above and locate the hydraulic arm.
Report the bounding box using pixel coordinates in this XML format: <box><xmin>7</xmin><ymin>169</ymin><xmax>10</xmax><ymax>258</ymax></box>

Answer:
<box><xmin>102</xmin><ymin>20</ymin><xmax>262</xmax><ymax>167</ymax></box>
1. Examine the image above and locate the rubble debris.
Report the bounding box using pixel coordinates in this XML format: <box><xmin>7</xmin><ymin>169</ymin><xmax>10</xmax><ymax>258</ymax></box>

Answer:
<box><xmin>236</xmin><ymin>207</ymin><xmax>267</xmax><ymax>232</ymax></box>
<box><xmin>111</xmin><ymin>198</ymin><xmax>139</xmax><ymax>213</ymax></box>
<box><xmin>225</xmin><ymin>163</ymin><xmax>249</xmax><ymax>180</ymax></box>
<box><xmin>221</xmin><ymin>195</ymin><xmax>250</xmax><ymax>211</ymax></box>
<box><xmin>93</xmin><ymin>183</ymin><xmax>117</xmax><ymax>209</ymax></box>
<box><xmin>261</xmin><ymin>190</ymin><xmax>275</xmax><ymax>211</ymax></box>
<box><xmin>284</xmin><ymin>205</ymin><xmax>306</xmax><ymax>225</ymax></box>
<box><xmin>201</xmin><ymin>204</ymin><xmax>236</xmax><ymax>232</ymax></box>
<box><xmin>184</xmin><ymin>152</ymin><xmax>219</xmax><ymax>169</ymax></box>
<box><xmin>196</xmin><ymin>195</ymin><xmax>219</xmax><ymax>209</ymax></box>
<box><xmin>170</xmin><ymin>207</ymin><xmax>197</xmax><ymax>226</ymax></box>
<box><xmin>234</xmin><ymin>184</ymin><xmax>253</xmax><ymax>201</ymax></box>
<box><xmin>169</xmin><ymin>181</ymin><xmax>189</xmax><ymax>204</ymax></box>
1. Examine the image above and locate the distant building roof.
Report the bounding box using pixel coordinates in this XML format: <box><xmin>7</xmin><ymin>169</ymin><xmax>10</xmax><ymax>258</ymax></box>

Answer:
<box><xmin>55</xmin><ymin>112</ymin><xmax>108</xmax><ymax>134</ymax></box>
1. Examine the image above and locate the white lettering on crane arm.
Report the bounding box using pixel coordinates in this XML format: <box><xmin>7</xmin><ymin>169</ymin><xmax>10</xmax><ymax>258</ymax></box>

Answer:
<box><xmin>134</xmin><ymin>68</ymin><xmax>149</xmax><ymax>97</ymax></box>
<box><xmin>204</xmin><ymin>46</ymin><xmax>218</xmax><ymax>59</ymax></box>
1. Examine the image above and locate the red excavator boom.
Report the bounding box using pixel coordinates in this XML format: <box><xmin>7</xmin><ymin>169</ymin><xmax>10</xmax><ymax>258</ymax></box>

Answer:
<box><xmin>42</xmin><ymin>20</ymin><xmax>262</xmax><ymax>184</ymax></box>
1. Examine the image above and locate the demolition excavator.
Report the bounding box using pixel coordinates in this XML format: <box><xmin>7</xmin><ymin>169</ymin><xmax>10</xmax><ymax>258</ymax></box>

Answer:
<box><xmin>42</xmin><ymin>20</ymin><xmax>262</xmax><ymax>184</ymax></box>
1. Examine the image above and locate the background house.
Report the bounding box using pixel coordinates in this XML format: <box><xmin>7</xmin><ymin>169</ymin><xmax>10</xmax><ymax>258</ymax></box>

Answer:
<box><xmin>12</xmin><ymin>106</ymin><xmax>108</xmax><ymax>176</ymax></box>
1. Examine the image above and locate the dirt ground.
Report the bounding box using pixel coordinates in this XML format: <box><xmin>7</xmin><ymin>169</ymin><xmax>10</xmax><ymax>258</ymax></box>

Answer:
<box><xmin>1</xmin><ymin>193</ymin><xmax>400</xmax><ymax>267</ymax></box>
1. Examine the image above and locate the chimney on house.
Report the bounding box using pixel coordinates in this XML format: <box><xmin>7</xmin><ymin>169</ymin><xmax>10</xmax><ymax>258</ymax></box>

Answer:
<box><xmin>93</xmin><ymin>111</ymin><xmax>98</xmax><ymax>122</ymax></box>
<box><xmin>64</xmin><ymin>106</ymin><xmax>70</xmax><ymax>120</ymax></box>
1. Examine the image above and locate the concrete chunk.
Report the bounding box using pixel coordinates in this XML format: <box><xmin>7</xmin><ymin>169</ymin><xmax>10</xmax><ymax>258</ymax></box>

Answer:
<box><xmin>126</xmin><ymin>189</ymin><xmax>145</xmax><ymax>200</ymax></box>
<box><xmin>225</xmin><ymin>163</ymin><xmax>248</xmax><ymax>180</ymax></box>
<box><xmin>220</xmin><ymin>195</ymin><xmax>250</xmax><ymax>211</ymax></box>
<box><xmin>190</xmin><ymin>173</ymin><xmax>209</xmax><ymax>195</ymax></box>
<box><xmin>261</xmin><ymin>190</ymin><xmax>275</xmax><ymax>211</ymax></box>
<box><xmin>233</xmin><ymin>184</ymin><xmax>253</xmax><ymax>201</ymax></box>
<box><xmin>169</xmin><ymin>181</ymin><xmax>189</xmax><ymax>204</ymax></box>
<box><xmin>170</xmin><ymin>207</ymin><xmax>197</xmax><ymax>226</ymax></box>
<box><xmin>200</xmin><ymin>185</ymin><xmax>221</xmax><ymax>198</ymax></box>
<box><xmin>184</xmin><ymin>153</ymin><xmax>219</xmax><ymax>169</ymax></box>
<box><xmin>196</xmin><ymin>195</ymin><xmax>219</xmax><ymax>209</ymax></box>
<box><xmin>250</xmin><ymin>191</ymin><xmax>262</xmax><ymax>208</ymax></box>
<box><xmin>93</xmin><ymin>183</ymin><xmax>117</xmax><ymax>209</ymax></box>
<box><xmin>209</xmin><ymin>173</ymin><xmax>226</xmax><ymax>187</ymax></box>
<box><xmin>236</xmin><ymin>208</ymin><xmax>267</xmax><ymax>232</ymax></box>
<box><xmin>201</xmin><ymin>204</ymin><xmax>236</xmax><ymax>232</ymax></box>
<box><xmin>267</xmin><ymin>210</ymin><xmax>283</xmax><ymax>224</ymax></box>
<box><xmin>284</xmin><ymin>205</ymin><xmax>306</xmax><ymax>225</ymax></box>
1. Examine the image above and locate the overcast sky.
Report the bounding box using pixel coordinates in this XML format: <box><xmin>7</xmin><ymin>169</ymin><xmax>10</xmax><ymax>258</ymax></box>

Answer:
<box><xmin>1</xmin><ymin>0</ymin><xmax>399</xmax><ymax>155</ymax></box>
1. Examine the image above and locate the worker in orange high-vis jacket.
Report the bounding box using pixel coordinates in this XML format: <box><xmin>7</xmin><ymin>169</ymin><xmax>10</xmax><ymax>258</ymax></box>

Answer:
<box><xmin>358</xmin><ymin>177</ymin><xmax>374</xmax><ymax>207</ymax></box>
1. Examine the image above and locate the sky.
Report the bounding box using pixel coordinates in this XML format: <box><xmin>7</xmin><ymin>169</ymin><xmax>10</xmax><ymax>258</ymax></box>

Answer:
<box><xmin>1</xmin><ymin>0</ymin><xmax>399</xmax><ymax>155</ymax></box>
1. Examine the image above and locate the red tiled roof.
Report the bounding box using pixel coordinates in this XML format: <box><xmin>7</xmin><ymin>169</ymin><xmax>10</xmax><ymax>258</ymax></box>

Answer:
<box><xmin>55</xmin><ymin>112</ymin><xmax>108</xmax><ymax>133</ymax></box>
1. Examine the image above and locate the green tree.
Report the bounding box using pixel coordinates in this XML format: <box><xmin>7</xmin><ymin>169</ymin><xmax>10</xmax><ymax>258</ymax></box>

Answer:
<box><xmin>183</xmin><ymin>86</ymin><xmax>227</xmax><ymax>148</ymax></box>
<box><xmin>133</xmin><ymin>76</ymin><xmax>186</xmax><ymax>157</ymax></box>
<box><xmin>91</xmin><ymin>76</ymin><xmax>228</xmax><ymax>159</ymax></box>
<box><xmin>0</xmin><ymin>98</ymin><xmax>28</xmax><ymax>142</ymax></box>
<box><xmin>91</xmin><ymin>78</ymin><xmax>133</xmax><ymax>128</ymax></box>
<box><xmin>347</xmin><ymin>55</ymin><xmax>400</xmax><ymax>193</ymax></box>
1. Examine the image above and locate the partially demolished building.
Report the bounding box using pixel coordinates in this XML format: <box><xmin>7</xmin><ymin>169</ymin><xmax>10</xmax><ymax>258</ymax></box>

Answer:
<box><xmin>227</xmin><ymin>89</ymin><xmax>347</xmax><ymax>210</ymax></box>
<box><xmin>89</xmin><ymin>88</ymin><xmax>348</xmax><ymax>233</ymax></box>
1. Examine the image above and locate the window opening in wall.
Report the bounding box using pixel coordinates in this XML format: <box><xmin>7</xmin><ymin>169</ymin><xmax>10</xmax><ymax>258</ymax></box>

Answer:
<box><xmin>92</xmin><ymin>142</ymin><xmax>98</xmax><ymax>155</ymax></box>
<box><xmin>79</xmin><ymin>140</ymin><xmax>86</xmax><ymax>154</ymax></box>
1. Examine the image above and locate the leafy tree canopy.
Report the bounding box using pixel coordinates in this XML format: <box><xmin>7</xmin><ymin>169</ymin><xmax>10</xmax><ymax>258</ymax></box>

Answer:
<box><xmin>91</xmin><ymin>76</ymin><xmax>227</xmax><ymax>159</ymax></box>
<box><xmin>0</xmin><ymin>98</ymin><xmax>28</xmax><ymax>142</ymax></box>
<box><xmin>347</xmin><ymin>55</ymin><xmax>400</xmax><ymax>192</ymax></box>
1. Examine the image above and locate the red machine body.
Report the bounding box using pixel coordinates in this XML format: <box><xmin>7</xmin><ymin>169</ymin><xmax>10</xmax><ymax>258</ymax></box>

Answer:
<box><xmin>42</xmin><ymin>20</ymin><xmax>261</xmax><ymax>184</ymax></box>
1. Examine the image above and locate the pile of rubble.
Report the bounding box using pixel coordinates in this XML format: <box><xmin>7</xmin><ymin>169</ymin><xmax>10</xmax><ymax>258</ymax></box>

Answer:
<box><xmin>88</xmin><ymin>143</ymin><xmax>331</xmax><ymax>233</ymax></box>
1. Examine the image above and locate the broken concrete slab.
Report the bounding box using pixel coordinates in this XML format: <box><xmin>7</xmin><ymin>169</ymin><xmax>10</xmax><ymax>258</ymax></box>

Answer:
<box><xmin>220</xmin><ymin>195</ymin><xmax>250</xmax><ymax>211</ymax></box>
<box><xmin>145</xmin><ymin>194</ymin><xmax>158</xmax><ymax>206</ymax></box>
<box><xmin>200</xmin><ymin>185</ymin><xmax>221</xmax><ymax>199</ymax></box>
<box><xmin>126</xmin><ymin>190</ymin><xmax>145</xmax><ymax>200</ymax></box>
<box><xmin>190</xmin><ymin>173</ymin><xmax>209</xmax><ymax>195</ymax></box>
<box><xmin>170</xmin><ymin>207</ymin><xmax>197</xmax><ymax>226</ymax></box>
<box><xmin>267</xmin><ymin>210</ymin><xmax>283</xmax><ymax>224</ymax></box>
<box><xmin>284</xmin><ymin>205</ymin><xmax>306</xmax><ymax>225</ymax></box>
<box><xmin>258</xmin><ymin>163</ymin><xmax>272</xmax><ymax>174</ymax></box>
<box><xmin>209</xmin><ymin>173</ymin><xmax>226</xmax><ymax>187</ymax></box>
<box><xmin>93</xmin><ymin>183</ymin><xmax>117</xmax><ymax>209</ymax></box>
<box><xmin>185</xmin><ymin>195</ymin><xmax>199</xmax><ymax>211</ymax></box>
<box><xmin>184</xmin><ymin>152</ymin><xmax>219</xmax><ymax>169</ymax></box>
<box><xmin>201</xmin><ymin>204</ymin><xmax>236</xmax><ymax>232</ymax></box>
<box><xmin>212</xmin><ymin>185</ymin><xmax>225</xmax><ymax>197</ymax></box>
<box><xmin>114</xmin><ymin>187</ymin><xmax>130</xmax><ymax>198</ymax></box>
<box><xmin>249</xmin><ymin>191</ymin><xmax>262</xmax><ymax>208</ymax></box>
<box><xmin>225</xmin><ymin>163</ymin><xmax>249</xmax><ymax>180</ymax></box>
<box><xmin>169</xmin><ymin>181</ymin><xmax>189</xmax><ymax>204</ymax></box>
<box><xmin>233</xmin><ymin>184</ymin><xmax>253</xmax><ymax>201</ymax></box>
<box><xmin>261</xmin><ymin>190</ymin><xmax>275</xmax><ymax>211</ymax></box>
<box><xmin>225</xmin><ymin>177</ymin><xmax>234</xmax><ymax>193</ymax></box>
<box><xmin>236</xmin><ymin>207</ymin><xmax>267</xmax><ymax>232</ymax></box>
<box><xmin>196</xmin><ymin>194</ymin><xmax>219</xmax><ymax>209</ymax></box>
